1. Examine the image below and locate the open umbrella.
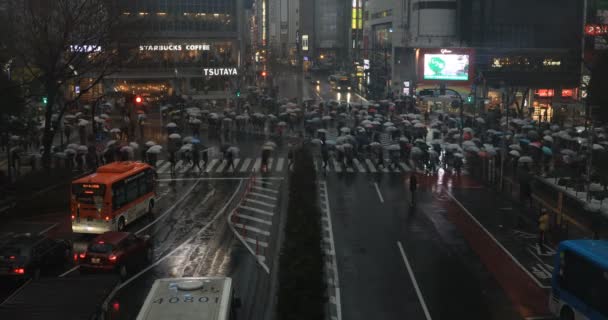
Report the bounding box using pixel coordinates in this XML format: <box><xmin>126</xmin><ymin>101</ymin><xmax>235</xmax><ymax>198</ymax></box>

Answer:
<box><xmin>145</xmin><ymin>141</ymin><xmax>156</xmax><ymax>147</ymax></box>
<box><xmin>509</xmin><ymin>150</ymin><xmax>521</xmax><ymax>157</ymax></box>
<box><xmin>340</xmin><ymin>127</ymin><xmax>350</xmax><ymax>134</ymax></box>
<box><xmin>169</xmin><ymin>133</ymin><xmax>181</xmax><ymax>139</ymax></box>
<box><xmin>312</xmin><ymin>138</ymin><xmax>323</xmax><ymax>145</ymax></box>
<box><xmin>166</xmin><ymin>122</ymin><xmax>178</xmax><ymax>128</ymax></box>
<box><xmin>129</xmin><ymin>142</ymin><xmax>139</xmax><ymax>149</ymax></box>
<box><xmin>561</xmin><ymin>149</ymin><xmax>576</xmax><ymax>156</ymax></box>
<box><xmin>147</xmin><ymin>145</ymin><xmax>162</xmax><ymax>154</ymax></box>
<box><xmin>518</xmin><ymin>156</ymin><xmax>533</xmax><ymax>163</ymax></box>
<box><xmin>542</xmin><ymin>146</ymin><xmax>553</xmax><ymax>156</ymax></box>
<box><xmin>110</xmin><ymin>128</ymin><xmax>121</xmax><ymax>133</ymax></box>
<box><xmin>414</xmin><ymin>123</ymin><xmax>426</xmax><ymax>128</ymax></box>
<box><xmin>77</xmin><ymin>145</ymin><xmax>88</xmax><ymax>153</ymax></box>
<box><xmin>509</xmin><ymin>144</ymin><xmax>522</xmax><ymax>151</ymax></box>
<box><xmin>179</xmin><ymin>144</ymin><xmax>193</xmax><ymax>152</ymax></box>
<box><xmin>78</xmin><ymin>119</ymin><xmax>89</xmax><ymax>126</ymax></box>
<box><xmin>529</xmin><ymin>141</ymin><xmax>542</xmax><ymax>148</ymax></box>
<box><xmin>593</xmin><ymin>144</ymin><xmax>605</xmax><ymax>151</ymax></box>
<box><xmin>543</xmin><ymin>135</ymin><xmax>553</xmax><ymax>143</ymax></box>
<box><xmin>386</xmin><ymin>144</ymin><xmax>401</xmax><ymax>151</ymax></box>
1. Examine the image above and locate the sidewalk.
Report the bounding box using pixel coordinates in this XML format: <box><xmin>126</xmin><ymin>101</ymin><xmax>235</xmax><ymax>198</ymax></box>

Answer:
<box><xmin>438</xmin><ymin>179</ymin><xmax>553</xmax><ymax>318</ymax></box>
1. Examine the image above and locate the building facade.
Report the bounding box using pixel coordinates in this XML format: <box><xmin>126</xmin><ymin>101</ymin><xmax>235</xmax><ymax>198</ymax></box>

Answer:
<box><xmin>105</xmin><ymin>0</ymin><xmax>248</xmax><ymax>99</ymax></box>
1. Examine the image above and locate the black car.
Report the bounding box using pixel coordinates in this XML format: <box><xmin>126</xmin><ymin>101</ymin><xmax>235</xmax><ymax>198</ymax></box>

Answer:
<box><xmin>0</xmin><ymin>234</ymin><xmax>72</xmax><ymax>279</ymax></box>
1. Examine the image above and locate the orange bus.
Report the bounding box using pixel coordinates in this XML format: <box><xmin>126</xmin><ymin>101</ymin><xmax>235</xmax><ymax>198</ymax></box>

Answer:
<box><xmin>71</xmin><ymin>161</ymin><xmax>156</xmax><ymax>234</ymax></box>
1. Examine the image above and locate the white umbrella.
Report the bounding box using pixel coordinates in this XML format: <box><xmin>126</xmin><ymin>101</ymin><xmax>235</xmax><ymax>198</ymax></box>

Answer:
<box><xmin>411</xmin><ymin>147</ymin><xmax>423</xmax><ymax>155</ymax></box>
<box><xmin>386</xmin><ymin>144</ymin><xmax>401</xmax><ymax>151</ymax></box>
<box><xmin>463</xmin><ymin>141</ymin><xmax>476</xmax><ymax>148</ymax></box>
<box><xmin>227</xmin><ymin>146</ymin><xmax>240</xmax><ymax>154</ymax></box>
<box><xmin>509</xmin><ymin>144</ymin><xmax>522</xmax><ymax>151</ymax></box>
<box><xmin>593</xmin><ymin>144</ymin><xmax>605</xmax><ymax>151</ymax></box>
<box><xmin>463</xmin><ymin>127</ymin><xmax>474</xmax><ymax>133</ymax></box>
<box><xmin>317</xmin><ymin>129</ymin><xmax>327</xmax><ymax>133</ymax></box>
<box><xmin>169</xmin><ymin>133</ymin><xmax>181</xmax><ymax>139</ymax></box>
<box><xmin>100</xmin><ymin>114</ymin><xmax>110</xmax><ymax>119</ymax></box>
<box><xmin>399</xmin><ymin>137</ymin><xmax>409</xmax><ymax>143</ymax></box>
<box><xmin>145</xmin><ymin>141</ymin><xmax>156</xmax><ymax>147</ymax></box>
<box><xmin>385</xmin><ymin>126</ymin><xmax>398</xmax><ymax>132</ymax></box>
<box><xmin>465</xmin><ymin>146</ymin><xmax>480</xmax><ymax>153</ymax></box>
<box><xmin>383</xmin><ymin>122</ymin><xmax>395</xmax><ymax>127</ymax></box>
<box><xmin>78</xmin><ymin>119</ymin><xmax>89</xmax><ymax>126</ymax></box>
<box><xmin>65</xmin><ymin>114</ymin><xmax>76</xmax><ymax>120</ymax></box>
<box><xmin>278</xmin><ymin>121</ymin><xmax>287</xmax><ymax>126</ymax></box>
<box><xmin>147</xmin><ymin>146</ymin><xmax>162</xmax><ymax>154</ymax></box>
<box><xmin>560</xmin><ymin>149</ymin><xmax>576</xmax><ymax>156</ymax></box>
<box><xmin>340</xmin><ymin>127</ymin><xmax>351</xmax><ymax>133</ymax></box>
<box><xmin>509</xmin><ymin>150</ymin><xmax>520</xmax><ymax>157</ymax></box>
<box><xmin>262</xmin><ymin>145</ymin><xmax>274</xmax><ymax>151</ymax></box>
<box><xmin>77</xmin><ymin>145</ymin><xmax>88</xmax><ymax>153</ymax></box>
<box><xmin>312</xmin><ymin>139</ymin><xmax>323</xmax><ymax>145</ymax></box>
<box><xmin>543</xmin><ymin>135</ymin><xmax>553</xmax><ymax>143</ymax></box>
<box><xmin>67</xmin><ymin>143</ymin><xmax>79</xmax><ymax>150</ymax></box>
<box><xmin>110</xmin><ymin>128</ymin><xmax>121</xmax><ymax>133</ymax></box>
<box><xmin>475</xmin><ymin>117</ymin><xmax>485</xmax><ymax>124</ymax></box>
<box><xmin>454</xmin><ymin>153</ymin><xmax>464</xmax><ymax>158</ymax></box>
<box><xmin>183</xmin><ymin>136</ymin><xmax>193</xmax><ymax>143</ymax></box>
<box><xmin>446</xmin><ymin>144</ymin><xmax>461</xmax><ymax>151</ymax></box>
<box><xmin>518</xmin><ymin>156</ymin><xmax>533</xmax><ymax>163</ymax></box>
<box><xmin>190</xmin><ymin>119</ymin><xmax>202</xmax><ymax>124</ymax></box>
<box><xmin>414</xmin><ymin>123</ymin><xmax>426</xmax><ymax>128</ymax></box>
<box><xmin>121</xmin><ymin>146</ymin><xmax>134</xmax><ymax>153</ymax></box>
<box><xmin>264</xmin><ymin>141</ymin><xmax>277</xmax><ymax>148</ymax></box>
<box><xmin>590</xmin><ymin>183</ymin><xmax>603</xmax><ymax>192</ymax></box>
<box><xmin>179</xmin><ymin>144</ymin><xmax>193</xmax><ymax>151</ymax></box>
<box><xmin>166</xmin><ymin>122</ymin><xmax>178</xmax><ymax>128</ymax></box>
<box><xmin>361</xmin><ymin>120</ymin><xmax>372</xmax><ymax>126</ymax></box>
<box><xmin>129</xmin><ymin>142</ymin><xmax>139</xmax><ymax>149</ymax></box>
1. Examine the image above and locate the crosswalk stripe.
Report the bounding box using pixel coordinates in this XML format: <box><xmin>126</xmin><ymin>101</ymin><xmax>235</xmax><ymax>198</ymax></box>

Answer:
<box><xmin>332</xmin><ymin>159</ymin><xmax>342</xmax><ymax>173</ymax></box>
<box><xmin>268</xmin><ymin>158</ymin><xmax>274</xmax><ymax>171</ymax></box>
<box><xmin>205</xmin><ymin>159</ymin><xmax>219</xmax><ymax>173</ymax></box>
<box><xmin>178</xmin><ymin>161</ymin><xmax>190</xmax><ymax>173</ymax></box>
<box><xmin>353</xmin><ymin>159</ymin><xmax>366</xmax><ymax>172</ymax></box>
<box><xmin>276</xmin><ymin>158</ymin><xmax>284</xmax><ymax>171</ymax></box>
<box><xmin>240</xmin><ymin>158</ymin><xmax>251</xmax><ymax>172</ymax></box>
<box><xmin>365</xmin><ymin>159</ymin><xmax>377</xmax><ymax>173</ymax></box>
<box><xmin>155</xmin><ymin>160</ymin><xmax>165</xmax><ymax>168</ymax></box>
<box><xmin>399</xmin><ymin>162</ymin><xmax>410</xmax><ymax>172</ymax></box>
<box><xmin>234</xmin><ymin>213</ymin><xmax>272</xmax><ymax>225</ymax></box>
<box><xmin>244</xmin><ymin>198</ymin><xmax>276</xmax><ymax>208</ymax></box>
<box><xmin>345</xmin><ymin>164</ymin><xmax>354</xmax><ymax>173</ymax></box>
<box><xmin>215</xmin><ymin>160</ymin><xmax>227</xmax><ymax>172</ymax></box>
<box><xmin>157</xmin><ymin>161</ymin><xmax>171</xmax><ymax>173</ymax></box>
<box><xmin>251</xmin><ymin>185</ymin><xmax>279</xmax><ymax>194</ymax></box>
<box><xmin>228</xmin><ymin>158</ymin><xmax>240</xmax><ymax>172</ymax></box>
<box><xmin>239</xmin><ymin>205</ymin><xmax>275</xmax><ymax>216</ymax></box>
<box><xmin>237</xmin><ymin>224</ymin><xmax>270</xmax><ymax>236</ymax></box>
<box><xmin>380</xmin><ymin>163</ymin><xmax>390</xmax><ymax>173</ymax></box>
<box><xmin>244</xmin><ymin>237</ymin><xmax>269</xmax><ymax>247</ymax></box>
<box><xmin>253</xmin><ymin>158</ymin><xmax>261</xmax><ymax>172</ymax></box>
<box><xmin>249</xmin><ymin>192</ymin><xmax>278</xmax><ymax>201</ymax></box>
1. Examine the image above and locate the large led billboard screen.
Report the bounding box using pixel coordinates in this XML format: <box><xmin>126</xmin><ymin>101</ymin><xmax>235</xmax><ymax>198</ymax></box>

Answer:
<box><xmin>423</xmin><ymin>54</ymin><xmax>470</xmax><ymax>81</ymax></box>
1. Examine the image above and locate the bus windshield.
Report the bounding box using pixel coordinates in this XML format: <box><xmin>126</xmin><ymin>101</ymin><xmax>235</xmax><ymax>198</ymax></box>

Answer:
<box><xmin>72</xmin><ymin>184</ymin><xmax>106</xmax><ymax>205</ymax></box>
<box><xmin>338</xmin><ymin>78</ymin><xmax>349</xmax><ymax>86</ymax></box>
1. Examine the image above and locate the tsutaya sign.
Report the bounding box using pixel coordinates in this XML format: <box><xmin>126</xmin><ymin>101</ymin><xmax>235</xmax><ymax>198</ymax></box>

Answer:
<box><xmin>139</xmin><ymin>44</ymin><xmax>210</xmax><ymax>51</ymax></box>
<box><xmin>203</xmin><ymin>68</ymin><xmax>238</xmax><ymax>76</ymax></box>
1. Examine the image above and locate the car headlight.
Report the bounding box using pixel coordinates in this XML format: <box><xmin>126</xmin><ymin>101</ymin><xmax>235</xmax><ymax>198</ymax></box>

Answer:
<box><xmin>348</xmin><ymin>87</ymin><xmax>351</xmax><ymax>90</ymax></box>
<box><xmin>338</xmin><ymin>86</ymin><xmax>341</xmax><ymax>90</ymax></box>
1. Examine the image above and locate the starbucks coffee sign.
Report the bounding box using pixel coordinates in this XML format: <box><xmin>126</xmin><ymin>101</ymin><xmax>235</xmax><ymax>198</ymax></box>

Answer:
<box><xmin>203</xmin><ymin>68</ymin><xmax>238</xmax><ymax>76</ymax></box>
<box><xmin>139</xmin><ymin>44</ymin><xmax>210</xmax><ymax>51</ymax></box>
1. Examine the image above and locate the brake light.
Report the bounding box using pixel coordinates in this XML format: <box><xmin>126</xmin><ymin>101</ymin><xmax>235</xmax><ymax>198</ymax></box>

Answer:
<box><xmin>71</xmin><ymin>215</ymin><xmax>75</xmax><ymax>220</ymax></box>
<box><xmin>13</xmin><ymin>268</ymin><xmax>25</xmax><ymax>274</ymax></box>
<box><xmin>98</xmin><ymin>241</ymin><xmax>105</xmax><ymax>244</ymax></box>
<box><xmin>105</xmin><ymin>216</ymin><xmax>110</xmax><ymax>221</ymax></box>
<box><xmin>73</xmin><ymin>253</ymin><xmax>78</xmax><ymax>261</ymax></box>
<box><xmin>108</xmin><ymin>254</ymin><xmax>117</xmax><ymax>262</ymax></box>
<box><xmin>79</xmin><ymin>252</ymin><xmax>86</xmax><ymax>259</ymax></box>
<box><xmin>9</xmin><ymin>256</ymin><xmax>15</xmax><ymax>260</ymax></box>
<box><xmin>112</xmin><ymin>301</ymin><xmax>120</xmax><ymax>312</ymax></box>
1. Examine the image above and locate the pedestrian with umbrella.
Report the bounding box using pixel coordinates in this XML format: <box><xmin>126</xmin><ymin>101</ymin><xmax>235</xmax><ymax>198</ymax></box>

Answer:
<box><xmin>261</xmin><ymin>145</ymin><xmax>272</xmax><ymax>172</ymax></box>
<box><xmin>169</xmin><ymin>151</ymin><xmax>177</xmax><ymax>177</ymax></box>
<box><xmin>226</xmin><ymin>146</ymin><xmax>238</xmax><ymax>171</ymax></box>
<box><xmin>192</xmin><ymin>145</ymin><xmax>202</xmax><ymax>172</ymax></box>
<box><xmin>201</xmin><ymin>146</ymin><xmax>209</xmax><ymax>170</ymax></box>
<box><xmin>321</xmin><ymin>142</ymin><xmax>330</xmax><ymax>172</ymax></box>
<box><xmin>287</xmin><ymin>144</ymin><xmax>295</xmax><ymax>170</ymax></box>
<box><xmin>409</xmin><ymin>174</ymin><xmax>418</xmax><ymax>207</ymax></box>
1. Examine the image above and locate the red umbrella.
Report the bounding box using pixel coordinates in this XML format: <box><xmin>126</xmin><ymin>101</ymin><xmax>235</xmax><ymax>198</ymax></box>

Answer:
<box><xmin>463</xmin><ymin>132</ymin><xmax>472</xmax><ymax>141</ymax></box>
<box><xmin>530</xmin><ymin>141</ymin><xmax>542</xmax><ymax>148</ymax></box>
<box><xmin>369</xmin><ymin>108</ymin><xmax>377</xmax><ymax>113</ymax></box>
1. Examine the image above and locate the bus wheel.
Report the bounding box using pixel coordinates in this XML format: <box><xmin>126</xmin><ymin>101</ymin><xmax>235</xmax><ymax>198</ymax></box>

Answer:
<box><xmin>117</xmin><ymin>217</ymin><xmax>126</xmax><ymax>231</ymax></box>
<box><xmin>560</xmin><ymin>306</ymin><xmax>574</xmax><ymax>320</ymax></box>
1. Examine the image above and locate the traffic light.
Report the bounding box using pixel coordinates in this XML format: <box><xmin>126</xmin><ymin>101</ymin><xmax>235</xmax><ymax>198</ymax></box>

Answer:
<box><xmin>467</xmin><ymin>95</ymin><xmax>474</xmax><ymax>103</ymax></box>
<box><xmin>261</xmin><ymin>70</ymin><xmax>267</xmax><ymax>78</ymax></box>
<box><xmin>235</xmin><ymin>89</ymin><xmax>241</xmax><ymax>97</ymax></box>
<box><xmin>134</xmin><ymin>95</ymin><xmax>143</xmax><ymax>105</ymax></box>
<box><xmin>42</xmin><ymin>96</ymin><xmax>48</xmax><ymax>105</ymax></box>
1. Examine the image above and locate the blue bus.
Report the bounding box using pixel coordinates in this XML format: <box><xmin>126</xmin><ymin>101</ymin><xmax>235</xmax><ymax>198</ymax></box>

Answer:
<box><xmin>550</xmin><ymin>240</ymin><xmax>608</xmax><ymax>320</ymax></box>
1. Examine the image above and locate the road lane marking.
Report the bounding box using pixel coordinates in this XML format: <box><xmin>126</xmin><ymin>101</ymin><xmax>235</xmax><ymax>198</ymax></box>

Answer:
<box><xmin>244</xmin><ymin>198</ymin><xmax>276</xmax><ymax>208</ymax></box>
<box><xmin>332</xmin><ymin>159</ymin><xmax>342</xmax><ymax>173</ymax></box>
<box><xmin>239</xmin><ymin>205</ymin><xmax>274</xmax><ymax>216</ymax></box>
<box><xmin>103</xmin><ymin>180</ymin><xmax>243</xmax><ymax>310</ymax></box>
<box><xmin>245</xmin><ymin>237</ymin><xmax>268</xmax><ymax>247</ymax></box>
<box><xmin>235</xmin><ymin>213</ymin><xmax>272</xmax><ymax>225</ymax></box>
<box><xmin>276</xmin><ymin>158</ymin><xmax>284</xmax><ymax>171</ymax></box>
<box><xmin>319</xmin><ymin>181</ymin><xmax>342</xmax><ymax>320</ymax></box>
<box><xmin>251</xmin><ymin>185</ymin><xmax>279</xmax><ymax>193</ymax></box>
<box><xmin>215</xmin><ymin>160</ymin><xmax>227</xmax><ymax>172</ymax></box>
<box><xmin>397</xmin><ymin>241</ymin><xmax>432</xmax><ymax>320</ymax></box>
<box><xmin>240</xmin><ymin>158</ymin><xmax>252</xmax><ymax>172</ymax></box>
<box><xmin>228</xmin><ymin>159</ymin><xmax>240</xmax><ymax>172</ymax></box>
<box><xmin>136</xmin><ymin>185</ymin><xmax>213</xmax><ymax>235</ymax></box>
<box><xmin>205</xmin><ymin>159</ymin><xmax>218</xmax><ymax>173</ymax></box>
<box><xmin>374</xmin><ymin>183</ymin><xmax>384</xmax><ymax>203</ymax></box>
<box><xmin>444</xmin><ymin>191</ymin><xmax>551</xmax><ymax>289</ymax></box>
<box><xmin>249</xmin><ymin>192</ymin><xmax>278</xmax><ymax>200</ymax></box>
<box><xmin>157</xmin><ymin>161</ymin><xmax>170</xmax><ymax>173</ymax></box>
<box><xmin>353</xmin><ymin>159</ymin><xmax>365</xmax><ymax>172</ymax></box>
<box><xmin>59</xmin><ymin>265</ymin><xmax>79</xmax><ymax>277</ymax></box>
<box><xmin>0</xmin><ymin>279</ymin><xmax>32</xmax><ymax>305</ymax></box>
<box><xmin>156</xmin><ymin>177</ymin><xmax>285</xmax><ymax>182</ymax></box>
<box><xmin>253</xmin><ymin>158</ymin><xmax>261</xmax><ymax>171</ymax></box>
<box><xmin>399</xmin><ymin>162</ymin><xmax>410</xmax><ymax>172</ymax></box>
<box><xmin>37</xmin><ymin>223</ymin><xmax>58</xmax><ymax>235</ymax></box>
<box><xmin>365</xmin><ymin>159</ymin><xmax>377</xmax><ymax>173</ymax></box>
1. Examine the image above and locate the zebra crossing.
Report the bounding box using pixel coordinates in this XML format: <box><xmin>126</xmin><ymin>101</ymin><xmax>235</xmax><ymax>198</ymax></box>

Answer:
<box><xmin>153</xmin><ymin>156</ymin><xmax>412</xmax><ymax>175</ymax></box>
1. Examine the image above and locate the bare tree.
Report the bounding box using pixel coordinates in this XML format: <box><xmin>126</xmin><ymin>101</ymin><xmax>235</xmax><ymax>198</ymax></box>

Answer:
<box><xmin>2</xmin><ymin>0</ymin><xmax>129</xmax><ymax>170</ymax></box>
